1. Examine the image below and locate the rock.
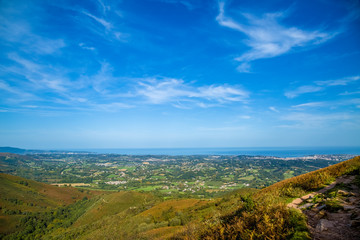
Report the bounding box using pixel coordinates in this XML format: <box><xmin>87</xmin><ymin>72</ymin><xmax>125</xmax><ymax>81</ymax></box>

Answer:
<box><xmin>343</xmin><ymin>205</ymin><xmax>356</xmax><ymax>211</ymax></box>
<box><xmin>301</xmin><ymin>193</ymin><xmax>314</xmax><ymax>201</ymax></box>
<box><xmin>350</xmin><ymin>212</ymin><xmax>359</xmax><ymax>220</ymax></box>
<box><xmin>299</xmin><ymin>203</ymin><xmax>314</xmax><ymax>209</ymax></box>
<box><xmin>316</xmin><ymin>210</ymin><xmax>326</xmax><ymax>219</ymax></box>
<box><xmin>292</xmin><ymin>198</ymin><xmax>303</xmax><ymax>205</ymax></box>
<box><xmin>348</xmin><ymin>197</ymin><xmax>358</xmax><ymax>204</ymax></box>
<box><xmin>316</xmin><ymin>219</ymin><xmax>334</xmax><ymax>232</ymax></box>
<box><xmin>350</xmin><ymin>220</ymin><xmax>360</xmax><ymax>228</ymax></box>
<box><xmin>317</xmin><ymin>204</ymin><xmax>326</xmax><ymax>211</ymax></box>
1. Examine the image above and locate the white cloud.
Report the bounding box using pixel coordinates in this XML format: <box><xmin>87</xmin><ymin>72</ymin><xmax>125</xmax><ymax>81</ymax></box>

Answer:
<box><xmin>82</xmin><ymin>11</ymin><xmax>112</xmax><ymax>31</ymax></box>
<box><xmin>152</xmin><ymin>0</ymin><xmax>196</xmax><ymax>10</ymax></box>
<box><xmin>238</xmin><ymin>115</ymin><xmax>251</xmax><ymax>119</ymax></box>
<box><xmin>291</xmin><ymin>102</ymin><xmax>325</xmax><ymax>108</ymax></box>
<box><xmin>216</xmin><ymin>2</ymin><xmax>332</xmax><ymax>72</ymax></box>
<box><xmin>79</xmin><ymin>43</ymin><xmax>96</xmax><ymax>51</ymax></box>
<box><xmin>135</xmin><ymin>77</ymin><xmax>249</xmax><ymax>106</ymax></box>
<box><xmin>340</xmin><ymin>90</ymin><xmax>360</xmax><ymax>96</ymax></box>
<box><xmin>285</xmin><ymin>75</ymin><xmax>360</xmax><ymax>98</ymax></box>
<box><xmin>269</xmin><ymin>106</ymin><xmax>279</xmax><ymax>112</ymax></box>
<box><xmin>315</xmin><ymin>75</ymin><xmax>360</xmax><ymax>86</ymax></box>
<box><xmin>0</xmin><ymin>80</ymin><xmax>38</xmax><ymax>102</ymax></box>
<box><xmin>96</xmin><ymin>0</ymin><xmax>111</xmax><ymax>14</ymax></box>
<box><xmin>0</xmin><ymin>19</ymin><xmax>65</xmax><ymax>55</ymax></box>
<box><xmin>90</xmin><ymin>102</ymin><xmax>133</xmax><ymax>112</ymax></box>
<box><xmin>7</xmin><ymin>53</ymin><xmax>69</xmax><ymax>92</ymax></box>
<box><xmin>279</xmin><ymin>112</ymin><xmax>355</xmax><ymax>128</ymax></box>
<box><xmin>284</xmin><ymin>85</ymin><xmax>323</xmax><ymax>98</ymax></box>
<box><xmin>291</xmin><ymin>99</ymin><xmax>360</xmax><ymax>109</ymax></box>
<box><xmin>236</xmin><ymin>62</ymin><xmax>251</xmax><ymax>73</ymax></box>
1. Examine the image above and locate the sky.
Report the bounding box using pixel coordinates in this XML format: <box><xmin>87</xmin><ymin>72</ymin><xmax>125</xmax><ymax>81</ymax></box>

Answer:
<box><xmin>0</xmin><ymin>0</ymin><xmax>360</xmax><ymax>149</ymax></box>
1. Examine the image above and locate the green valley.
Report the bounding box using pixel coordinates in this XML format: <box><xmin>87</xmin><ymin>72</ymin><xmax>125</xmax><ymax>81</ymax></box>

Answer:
<box><xmin>0</xmin><ymin>152</ymin><xmax>359</xmax><ymax>239</ymax></box>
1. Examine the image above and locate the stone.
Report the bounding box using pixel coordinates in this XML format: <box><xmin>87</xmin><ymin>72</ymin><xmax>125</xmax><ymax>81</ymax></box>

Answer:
<box><xmin>350</xmin><ymin>220</ymin><xmax>360</xmax><ymax>228</ymax></box>
<box><xmin>343</xmin><ymin>205</ymin><xmax>356</xmax><ymax>211</ymax></box>
<box><xmin>316</xmin><ymin>219</ymin><xmax>334</xmax><ymax>232</ymax></box>
<box><xmin>301</xmin><ymin>193</ymin><xmax>314</xmax><ymax>201</ymax></box>
<box><xmin>299</xmin><ymin>203</ymin><xmax>314</xmax><ymax>209</ymax></box>
<box><xmin>317</xmin><ymin>204</ymin><xmax>326</xmax><ymax>211</ymax></box>
<box><xmin>292</xmin><ymin>198</ymin><xmax>303</xmax><ymax>205</ymax></box>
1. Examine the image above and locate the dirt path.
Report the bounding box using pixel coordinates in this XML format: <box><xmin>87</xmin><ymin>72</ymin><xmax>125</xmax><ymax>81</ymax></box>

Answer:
<box><xmin>288</xmin><ymin>175</ymin><xmax>360</xmax><ymax>240</ymax></box>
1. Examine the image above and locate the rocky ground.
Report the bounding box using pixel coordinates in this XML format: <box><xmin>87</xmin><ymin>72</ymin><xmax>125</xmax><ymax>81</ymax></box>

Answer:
<box><xmin>288</xmin><ymin>174</ymin><xmax>360</xmax><ymax>240</ymax></box>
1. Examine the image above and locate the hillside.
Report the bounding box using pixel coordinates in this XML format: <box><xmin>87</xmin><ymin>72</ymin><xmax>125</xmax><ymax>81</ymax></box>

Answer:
<box><xmin>0</xmin><ymin>156</ymin><xmax>359</xmax><ymax>239</ymax></box>
<box><xmin>0</xmin><ymin>173</ymin><xmax>103</xmax><ymax>236</ymax></box>
<box><xmin>0</xmin><ymin>147</ymin><xmax>29</xmax><ymax>154</ymax></box>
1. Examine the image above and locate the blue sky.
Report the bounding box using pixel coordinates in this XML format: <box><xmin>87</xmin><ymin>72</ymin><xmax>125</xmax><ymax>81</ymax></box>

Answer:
<box><xmin>0</xmin><ymin>0</ymin><xmax>360</xmax><ymax>149</ymax></box>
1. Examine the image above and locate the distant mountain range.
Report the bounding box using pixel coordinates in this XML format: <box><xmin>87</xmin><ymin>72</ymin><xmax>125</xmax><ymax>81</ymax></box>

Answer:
<box><xmin>0</xmin><ymin>146</ymin><xmax>90</xmax><ymax>154</ymax></box>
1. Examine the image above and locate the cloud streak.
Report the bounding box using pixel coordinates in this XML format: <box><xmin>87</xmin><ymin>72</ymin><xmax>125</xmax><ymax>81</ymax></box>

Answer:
<box><xmin>279</xmin><ymin>112</ymin><xmax>355</xmax><ymax>129</ymax></box>
<box><xmin>285</xmin><ymin>75</ymin><xmax>360</xmax><ymax>98</ymax></box>
<box><xmin>216</xmin><ymin>2</ymin><xmax>333</xmax><ymax>72</ymax></box>
<box><xmin>135</xmin><ymin>78</ymin><xmax>249</xmax><ymax>107</ymax></box>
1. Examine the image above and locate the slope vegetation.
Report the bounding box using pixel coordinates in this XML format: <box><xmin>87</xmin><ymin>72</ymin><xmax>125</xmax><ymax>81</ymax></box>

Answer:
<box><xmin>0</xmin><ymin>173</ymin><xmax>102</xmax><ymax>236</ymax></box>
<box><xmin>1</xmin><ymin>156</ymin><xmax>359</xmax><ymax>240</ymax></box>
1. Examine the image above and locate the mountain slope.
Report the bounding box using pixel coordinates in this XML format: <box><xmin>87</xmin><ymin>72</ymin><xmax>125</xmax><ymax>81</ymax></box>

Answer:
<box><xmin>1</xmin><ymin>156</ymin><xmax>359</xmax><ymax>239</ymax></box>
<box><xmin>185</xmin><ymin>156</ymin><xmax>360</xmax><ymax>240</ymax></box>
<box><xmin>0</xmin><ymin>173</ymin><xmax>102</xmax><ymax>236</ymax></box>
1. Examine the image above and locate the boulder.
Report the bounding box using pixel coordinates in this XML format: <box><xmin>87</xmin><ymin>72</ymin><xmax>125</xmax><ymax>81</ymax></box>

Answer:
<box><xmin>316</xmin><ymin>219</ymin><xmax>334</xmax><ymax>232</ymax></box>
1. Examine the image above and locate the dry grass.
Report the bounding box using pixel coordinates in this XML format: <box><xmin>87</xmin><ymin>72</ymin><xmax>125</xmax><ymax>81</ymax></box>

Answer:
<box><xmin>139</xmin><ymin>199</ymin><xmax>208</xmax><ymax>219</ymax></box>
<box><xmin>258</xmin><ymin>156</ymin><xmax>360</xmax><ymax>201</ymax></box>
<box><xmin>142</xmin><ymin>226</ymin><xmax>183</xmax><ymax>239</ymax></box>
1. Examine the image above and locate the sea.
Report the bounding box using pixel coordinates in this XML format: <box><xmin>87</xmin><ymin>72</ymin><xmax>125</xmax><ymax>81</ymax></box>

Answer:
<box><xmin>74</xmin><ymin>147</ymin><xmax>360</xmax><ymax>158</ymax></box>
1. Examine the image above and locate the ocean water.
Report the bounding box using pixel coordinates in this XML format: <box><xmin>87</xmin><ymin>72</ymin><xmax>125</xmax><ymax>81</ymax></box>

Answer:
<box><xmin>77</xmin><ymin>147</ymin><xmax>360</xmax><ymax>158</ymax></box>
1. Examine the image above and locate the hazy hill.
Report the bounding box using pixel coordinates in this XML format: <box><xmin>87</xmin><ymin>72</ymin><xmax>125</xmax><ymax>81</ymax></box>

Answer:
<box><xmin>0</xmin><ymin>147</ymin><xmax>42</xmax><ymax>154</ymax></box>
<box><xmin>1</xmin><ymin>156</ymin><xmax>359</xmax><ymax>239</ymax></box>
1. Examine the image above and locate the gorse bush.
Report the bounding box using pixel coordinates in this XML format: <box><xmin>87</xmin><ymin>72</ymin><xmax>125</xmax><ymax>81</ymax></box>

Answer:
<box><xmin>196</xmin><ymin>202</ymin><xmax>309</xmax><ymax>240</ymax></box>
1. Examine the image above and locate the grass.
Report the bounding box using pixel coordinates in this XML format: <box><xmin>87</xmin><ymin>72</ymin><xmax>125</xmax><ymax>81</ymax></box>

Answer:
<box><xmin>173</xmin><ymin>156</ymin><xmax>360</xmax><ymax>240</ymax></box>
<box><xmin>73</xmin><ymin>191</ymin><xmax>156</xmax><ymax>227</ymax></box>
<box><xmin>239</xmin><ymin>175</ymin><xmax>255</xmax><ymax>181</ymax></box>
<box><xmin>2</xmin><ymin>156</ymin><xmax>359</xmax><ymax>240</ymax></box>
<box><xmin>0</xmin><ymin>173</ymin><xmax>103</xmax><ymax>236</ymax></box>
<box><xmin>258</xmin><ymin>156</ymin><xmax>360</xmax><ymax>202</ymax></box>
<box><xmin>138</xmin><ymin>199</ymin><xmax>208</xmax><ymax>219</ymax></box>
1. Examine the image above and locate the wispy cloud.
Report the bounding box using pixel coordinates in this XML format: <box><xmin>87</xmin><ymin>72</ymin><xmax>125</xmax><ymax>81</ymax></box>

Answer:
<box><xmin>0</xmin><ymin>80</ymin><xmax>37</xmax><ymax>103</ymax></box>
<box><xmin>315</xmin><ymin>75</ymin><xmax>360</xmax><ymax>86</ymax></box>
<box><xmin>1</xmin><ymin>53</ymin><xmax>249</xmax><ymax>112</ymax></box>
<box><xmin>81</xmin><ymin>10</ymin><xmax>112</xmax><ymax>31</ymax></box>
<box><xmin>291</xmin><ymin>102</ymin><xmax>325</xmax><ymax>108</ymax></box>
<box><xmin>7</xmin><ymin>53</ymin><xmax>69</xmax><ymax>93</ymax></box>
<box><xmin>216</xmin><ymin>2</ymin><xmax>333</xmax><ymax>72</ymax></box>
<box><xmin>284</xmin><ymin>85</ymin><xmax>323</xmax><ymax>98</ymax></box>
<box><xmin>285</xmin><ymin>75</ymin><xmax>360</xmax><ymax>98</ymax></box>
<box><xmin>79</xmin><ymin>43</ymin><xmax>96</xmax><ymax>51</ymax></box>
<box><xmin>97</xmin><ymin>0</ymin><xmax>111</xmax><ymax>14</ymax></box>
<box><xmin>279</xmin><ymin>112</ymin><xmax>355</xmax><ymax>128</ymax></box>
<box><xmin>291</xmin><ymin>99</ymin><xmax>360</xmax><ymax>109</ymax></box>
<box><xmin>269</xmin><ymin>106</ymin><xmax>280</xmax><ymax>113</ymax></box>
<box><xmin>135</xmin><ymin>77</ymin><xmax>249</xmax><ymax>107</ymax></box>
<box><xmin>340</xmin><ymin>90</ymin><xmax>360</xmax><ymax>96</ymax></box>
<box><xmin>150</xmin><ymin>0</ymin><xmax>197</xmax><ymax>10</ymax></box>
<box><xmin>0</xmin><ymin>18</ymin><xmax>65</xmax><ymax>55</ymax></box>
